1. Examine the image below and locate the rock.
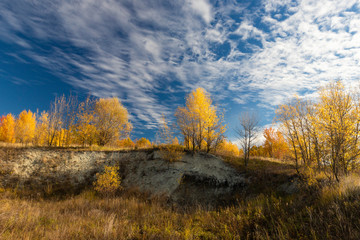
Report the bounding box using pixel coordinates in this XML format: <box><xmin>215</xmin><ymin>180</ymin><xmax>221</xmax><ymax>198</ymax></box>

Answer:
<box><xmin>0</xmin><ymin>148</ymin><xmax>247</xmax><ymax>205</ymax></box>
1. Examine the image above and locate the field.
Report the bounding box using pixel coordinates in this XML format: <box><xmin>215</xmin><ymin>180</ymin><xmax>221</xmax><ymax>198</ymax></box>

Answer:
<box><xmin>1</xmin><ymin>150</ymin><xmax>360</xmax><ymax>239</ymax></box>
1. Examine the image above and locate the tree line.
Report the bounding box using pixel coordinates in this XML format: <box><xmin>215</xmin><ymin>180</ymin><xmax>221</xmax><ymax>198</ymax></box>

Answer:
<box><xmin>172</xmin><ymin>82</ymin><xmax>360</xmax><ymax>181</ymax></box>
<box><xmin>0</xmin><ymin>88</ymin><xmax>232</xmax><ymax>154</ymax></box>
<box><xmin>1</xmin><ymin>82</ymin><xmax>359</xmax><ymax>181</ymax></box>
<box><xmin>229</xmin><ymin>81</ymin><xmax>360</xmax><ymax>181</ymax></box>
<box><xmin>0</xmin><ymin>96</ymin><xmax>132</xmax><ymax>147</ymax></box>
<box><xmin>276</xmin><ymin>81</ymin><xmax>360</xmax><ymax>181</ymax></box>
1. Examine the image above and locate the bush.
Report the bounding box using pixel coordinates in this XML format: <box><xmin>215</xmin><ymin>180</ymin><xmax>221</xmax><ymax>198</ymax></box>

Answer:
<box><xmin>160</xmin><ymin>144</ymin><xmax>185</xmax><ymax>163</ymax></box>
<box><xmin>93</xmin><ymin>166</ymin><xmax>122</xmax><ymax>196</ymax></box>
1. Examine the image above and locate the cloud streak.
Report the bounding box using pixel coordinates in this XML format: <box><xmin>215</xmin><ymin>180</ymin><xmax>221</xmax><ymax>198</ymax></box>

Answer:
<box><xmin>1</xmin><ymin>0</ymin><xmax>360</xmax><ymax>134</ymax></box>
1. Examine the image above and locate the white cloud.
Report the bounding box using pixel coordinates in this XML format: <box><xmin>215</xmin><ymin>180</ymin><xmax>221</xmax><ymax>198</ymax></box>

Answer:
<box><xmin>230</xmin><ymin>0</ymin><xmax>360</xmax><ymax>107</ymax></box>
<box><xmin>234</xmin><ymin>20</ymin><xmax>266</xmax><ymax>41</ymax></box>
<box><xmin>186</xmin><ymin>0</ymin><xmax>212</xmax><ymax>24</ymax></box>
<box><xmin>1</xmin><ymin>0</ymin><xmax>360</xmax><ymax>134</ymax></box>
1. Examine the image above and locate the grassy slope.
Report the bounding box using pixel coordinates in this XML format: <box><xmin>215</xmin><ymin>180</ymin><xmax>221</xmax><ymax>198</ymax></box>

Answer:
<box><xmin>0</xmin><ymin>153</ymin><xmax>360</xmax><ymax>239</ymax></box>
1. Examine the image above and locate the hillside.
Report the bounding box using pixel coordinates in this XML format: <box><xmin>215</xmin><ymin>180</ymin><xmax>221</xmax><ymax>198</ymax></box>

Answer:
<box><xmin>1</xmin><ymin>147</ymin><xmax>360</xmax><ymax>239</ymax></box>
<box><xmin>0</xmin><ymin>147</ymin><xmax>251</xmax><ymax>205</ymax></box>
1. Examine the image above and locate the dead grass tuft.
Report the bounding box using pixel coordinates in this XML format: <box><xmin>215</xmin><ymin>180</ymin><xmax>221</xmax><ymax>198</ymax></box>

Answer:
<box><xmin>0</xmin><ymin>176</ymin><xmax>360</xmax><ymax>240</ymax></box>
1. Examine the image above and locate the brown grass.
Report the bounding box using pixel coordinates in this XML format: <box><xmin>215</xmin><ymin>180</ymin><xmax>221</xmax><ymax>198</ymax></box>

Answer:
<box><xmin>1</xmin><ymin>149</ymin><xmax>360</xmax><ymax>239</ymax></box>
<box><xmin>0</xmin><ymin>175</ymin><xmax>360</xmax><ymax>240</ymax></box>
<box><xmin>220</xmin><ymin>154</ymin><xmax>295</xmax><ymax>172</ymax></box>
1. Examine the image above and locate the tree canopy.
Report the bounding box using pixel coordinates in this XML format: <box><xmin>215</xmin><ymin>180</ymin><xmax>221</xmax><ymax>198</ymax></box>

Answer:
<box><xmin>175</xmin><ymin>88</ymin><xmax>225</xmax><ymax>152</ymax></box>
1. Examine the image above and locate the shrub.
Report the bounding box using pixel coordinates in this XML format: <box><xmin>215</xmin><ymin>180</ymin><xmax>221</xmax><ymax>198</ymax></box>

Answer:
<box><xmin>136</xmin><ymin>137</ymin><xmax>152</xmax><ymax>148</ymax></box>
<box><xmin>93</xmin><ymin>166</ymin><xmax>122</xmax><ymax>196</ymax></box>
<box><xmin>160</xmin><ymin>144</ymin><xmax>185</xmax><ymax>163</ymax></box>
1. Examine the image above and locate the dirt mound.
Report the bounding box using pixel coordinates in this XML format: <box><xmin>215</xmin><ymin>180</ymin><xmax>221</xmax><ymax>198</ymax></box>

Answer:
<box><xmin>0</xmin><ymin>148</ymin><xmax>247</xmax><ymax>205</ymax></box>
<box><xmin>120</xmin><ymin>151</ymin><xmax>247</xmax><ymax>205</ymax></box>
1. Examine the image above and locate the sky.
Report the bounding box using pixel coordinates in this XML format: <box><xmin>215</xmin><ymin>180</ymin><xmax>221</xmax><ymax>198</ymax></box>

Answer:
<box><xmin>1</xmin><ymin>0</ymin><xmax>360</xmax><ymax>143</ymax></box>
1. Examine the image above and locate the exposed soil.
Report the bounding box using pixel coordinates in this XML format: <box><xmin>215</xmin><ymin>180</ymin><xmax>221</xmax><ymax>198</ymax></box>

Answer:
<box><xmin>0</xmin><ymin>148</ymin><xmax>247</xmax><ymax>205</ymax></box>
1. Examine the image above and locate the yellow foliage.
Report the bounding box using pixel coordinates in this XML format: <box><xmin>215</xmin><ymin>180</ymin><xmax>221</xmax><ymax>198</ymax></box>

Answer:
<box><xmin>160</xmin><ymin>145</ymin><xmax>185</xmax><ymax>162</ymax></box>
<box><xmin>0</xmin><ymin>113</ymin><xmax>16</xmax><ymax>143</ymax></box>
<box><xmin>75</xmin><ymin>104</ymin><xmax>97</xmax><ymax>146</ymax></box>
<box><xmin>136</xmin><ymin>137</ymin><xmax>151</xmax><ymax>148</ymax></box>
<box><xmin>175</xmin><ymin>88</ymin><xmax>225</xmax><ymax>152</ymax></box>
<box><xmin>276</xmin><ymin>81</ymin><xmax>360</xmax><ymax>180</ymax></box>
<box><xmin>16</xmin><ymin>110</ymin><xmax>36</xmax><ymax>144</ymax></box>
<box><xmin>249</xmin><ymin>145</ymin><xmax>264</xmax><ymax>157</ymax></box>
<box><xmin>117</xmin><ymin>137</ymin><xmax>135</xmax><ymax>149</ymax></box>
<box><xmin>172</xmin><ymin>137</ymin><xmax>179</xmax><ymax>145</ymax></box>
<box><xmin>94</xmin><ymin>98</ymin><xmax>132</xmax><ymax>146</ymax></box>
<box><xmin>34</xmin><ymin>111</ymin><xmax>49</xmax><ymax>146</ymax></box>
<box><xmin>93</xmin><ymin>166</ymin><xmax>122</xmax><ymax>196</ymax></box>
<box><xmin>313</xmin><ymin>81</ymin><xmax>360</xmax><ymax>178</ymax></box>
<box><xmin>217</xmin><ymin>140</ymin><xmax>239</xmax><ymax>157</ymax></box>
<box><xmin>263</xmin><ymin>127</ymin><xmax>289</xmax><ymax>159</ymax></box>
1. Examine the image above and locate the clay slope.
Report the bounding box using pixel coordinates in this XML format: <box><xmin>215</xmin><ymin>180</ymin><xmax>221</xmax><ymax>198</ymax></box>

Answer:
<box><xmin>0</xmin><ymin>148</ymin><xmax>246</xmax><ymax>204</ymax></box>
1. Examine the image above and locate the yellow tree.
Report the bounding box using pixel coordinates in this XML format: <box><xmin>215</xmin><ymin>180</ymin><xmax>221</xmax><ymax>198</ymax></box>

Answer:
<box><xmin>217</xmin><ymin>139</ymin><xmax>239</xmax><ymax>157</ymax></box>
<box><xmin>313</xmin><ymin>81</ymin><xmax>360</xmax><ymax>180</ymax></box>
<box><xmin>186</xmin><ymin>88</ymin><xmax>210</xmax><ymax>149</ymax></box>
<box><xmin>276</xmin><ymin>97</ymin><xmax>314</xmax><ymax>172</ymax></box>
<box><xmin>175</xmin><ymin>107</ymin><xmax>193</xmax><ymax>149</ymax></box>
<box><xmin>250</xmin><ymin>145</ymin><xmax>264</xmax><ymax>157</ymax></box>
<box><xmin>16</xmin><ymin>110</ymin><xmax>36</xmax><ymax>144</ymax></box>
<box><xmin>172</xmin><ymin>137</ymin><xmax>180</xmax><ymax>145</ymax></box>
<box><xmin>136</xmin><ymin>137</ymin><xmax>151</xmax><ymax>148</ymax></box>
<box><xmin>94</xmin><ymin>98</ymin><xmax>132</xmax><ymax>146</ymax></box>
<box><xmin>34</xmin><ymin>111</ymin><xmax>49</xmax><ymax>146</ymax></box>
<box><xmin>263</xmin><ymin>127</ymin><xmax>289</xmax><ymax>159</ymax></box>
<box><xmin>75</xmin><ymin>98</ymin><xmax>96</xmax><ymax>146</ymax></box>
<box><xmin>75</xmin><ymin>112</ymin><xmax>96</xmax><ymax>146</ymax></box>
<box><xmin>0</xmin><ymin>113</ymin><xmax>16</xmax><ymax>143</ymax></box>
<box><xmin>175</xmin><ymin>88</ymin><xmax>225</xmax><ymax>152</ymax></box>
<box><xmin>117</xmin><ymin>137</ymin><xmax>135</xmax><ymax>149</ymax></box>
<box><xmin>276</xmin><ymin>81</ymin><xmax>360</xmax><ymax>180</ymax></box>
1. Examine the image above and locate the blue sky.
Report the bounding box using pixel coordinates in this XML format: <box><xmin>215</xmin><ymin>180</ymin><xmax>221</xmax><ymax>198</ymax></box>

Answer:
<box><xmin>1</xmin><ymin>0</ymin><xmax>360</xmax><ymax>142</ymax></box>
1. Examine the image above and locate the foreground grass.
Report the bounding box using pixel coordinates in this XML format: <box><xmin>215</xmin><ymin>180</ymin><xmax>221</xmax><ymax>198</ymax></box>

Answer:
<box><xmin>1</xmin><ymin>151</ymin><xmax>360</xmax><ymax>239</ymax></box>
<box><xmin>1</xmin><ymin>178</ymin><xmax>360</xmax><ymax>240</ymax></box>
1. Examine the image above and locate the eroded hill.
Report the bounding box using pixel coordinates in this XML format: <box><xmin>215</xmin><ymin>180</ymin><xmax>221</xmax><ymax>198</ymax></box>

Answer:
<box><xmin>0</xmin><ymin>148</ymin><xmax>248</xmax><ymax>205</ymax></box>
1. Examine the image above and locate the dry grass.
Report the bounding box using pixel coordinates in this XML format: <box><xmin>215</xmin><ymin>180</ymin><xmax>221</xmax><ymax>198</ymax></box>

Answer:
<box><xmin>159</xmin><ymin>145</ymin><xmax>185</xmax><ymax>163</ymax></box>
<box><xmin>0</xmin><ymin>142</ymin><xmax>30</xmax><ymax>148</ymax></box>
<box><xmin>0</xmin><ymin>176</ymin><xmax>360</xmax><ymax>240</ymax></box>
<box><xmin>221</xmin><ymin>155</ymin><xmax>297</xmax><ymax>179</ymax></box>
<box><xmin>0</xmin><ymin>191</ymin><xmax>212</xmax><ymax>240</ymax></box>
<box><xmin>0</xmin><ymin>141</ymin><xmax>155</xmax><ymax>151</ymax></box>
<box><xmin>1</xmin><ymin>148</ymin><xmax>360</xmax><ymax>239</ymax></box>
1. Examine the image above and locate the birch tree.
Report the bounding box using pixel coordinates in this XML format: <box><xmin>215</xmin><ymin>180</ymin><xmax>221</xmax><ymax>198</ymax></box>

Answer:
<box><xmin>236</xmin><ymin>112</ymin><xmax>259</xmax><ymax>167</ymax></box>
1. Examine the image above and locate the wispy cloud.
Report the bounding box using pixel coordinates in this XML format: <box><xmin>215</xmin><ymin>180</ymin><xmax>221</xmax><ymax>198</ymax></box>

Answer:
<box><xmin>236</xmin><ymin>0</ymin><xmax>360</xmax><ymax>106</ymax></box>
<box><xmin>1</xmin><ymin>0</ymin><xmax>360</xmax><ymax>133</ymax></box>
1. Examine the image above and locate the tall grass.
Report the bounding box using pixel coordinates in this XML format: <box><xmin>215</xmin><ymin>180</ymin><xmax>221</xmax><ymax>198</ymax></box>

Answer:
<box><xmin>1</xmin><ymin>149</ymin><xmax>360</xmax><ymax>239</ymax></box>
<box><xmin>1</xmin><ymin>176</ymin><xmax>360</xmax><ymax>240</ymax></box>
